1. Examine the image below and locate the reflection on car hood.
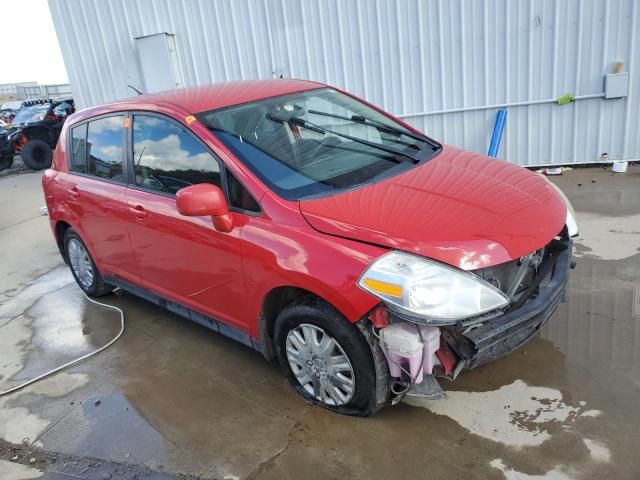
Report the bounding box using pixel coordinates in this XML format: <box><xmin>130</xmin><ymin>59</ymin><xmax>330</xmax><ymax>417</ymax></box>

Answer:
<box><xmin>299</xmin><ymin>145</ymin><xmax>566</xmax><ymax>270</ymax></box>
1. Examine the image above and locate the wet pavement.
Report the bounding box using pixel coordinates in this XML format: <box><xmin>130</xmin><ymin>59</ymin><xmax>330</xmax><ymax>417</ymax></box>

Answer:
<box><xmin>0</xmin><ymin>166</ymin><xmax>639</xmax><ymax>479</ymax></box>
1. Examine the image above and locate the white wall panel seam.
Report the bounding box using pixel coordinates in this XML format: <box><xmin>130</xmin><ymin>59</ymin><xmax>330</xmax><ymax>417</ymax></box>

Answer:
<box><xmin>622</xmin><ymin>0</ymin><xmax>637</xmax><ymax>158</ymax></box>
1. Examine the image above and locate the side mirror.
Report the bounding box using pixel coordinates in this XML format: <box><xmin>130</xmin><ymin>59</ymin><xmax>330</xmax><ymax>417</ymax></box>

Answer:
<box><xmin>176</xmin><ymin>183</ymin><xmax>233</xmax><ymax>232</ymax></box>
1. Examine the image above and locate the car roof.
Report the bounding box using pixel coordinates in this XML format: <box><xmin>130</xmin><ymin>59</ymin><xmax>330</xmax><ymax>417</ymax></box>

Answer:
<box><xmin>109</xmin><ymin>78</ymin><xmax>325</xmax><ymax>114</ymax></box>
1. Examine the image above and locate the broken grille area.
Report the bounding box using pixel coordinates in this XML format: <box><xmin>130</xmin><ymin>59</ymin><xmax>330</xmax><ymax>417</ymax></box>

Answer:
<box><xmin>472</xmin><ymin>245</ymin><xmax>547</xmax><ymax>303</ymax></box>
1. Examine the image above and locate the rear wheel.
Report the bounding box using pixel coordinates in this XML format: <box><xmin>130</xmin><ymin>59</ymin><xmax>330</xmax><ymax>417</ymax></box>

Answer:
<box><xmin>21</xmin><ymin>139</ymin><xmax>52</xmax><ymax>170</ymax></box>
<box><xmin>63</xmin><ymin>228</ymin><xmax>113</xmax><ymax>297</ymax></box>
<box><xmin>0</xmin><ymin>154</ymin><xmax>13</xmax><ymax>171</ymax></box>
<box><xmin>275</xmin><ymin>296</ymin><xmax>383</xmax><ymax>416</ymax></box>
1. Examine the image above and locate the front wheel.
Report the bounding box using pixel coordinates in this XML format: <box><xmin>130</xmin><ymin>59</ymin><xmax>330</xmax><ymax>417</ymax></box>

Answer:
<box><xmin>21</xmin><ymin>139</ymin><xmax>52</xmax><ymax>170</ymax></box>
<box><xmin>275</xmin><ymin>296</ymin><xmax>384</xmax><ymax>416</ymax></box>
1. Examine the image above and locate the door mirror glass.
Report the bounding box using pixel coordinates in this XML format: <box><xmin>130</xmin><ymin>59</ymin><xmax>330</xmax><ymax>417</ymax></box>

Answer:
<box><xmin>176</xmin><ymin>183</ymin><xmax>233</xmax><ymax>232</ymax></box>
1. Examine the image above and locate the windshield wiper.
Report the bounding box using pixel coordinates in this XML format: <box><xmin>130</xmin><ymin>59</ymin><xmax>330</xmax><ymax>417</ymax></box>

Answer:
<box><xmin>265</xmin><ymin>113</ymin><xmax>325</xmax><ymax>134</ymax></box>
<box><xmin>307</xmin><ymin>109</ymin><xmax>440</xmax><ymax>150</ymax></box>
<box><xmin>266</xmin><ymin>112</ymin><xmax>419</xmax><ymax>163</ymax></box>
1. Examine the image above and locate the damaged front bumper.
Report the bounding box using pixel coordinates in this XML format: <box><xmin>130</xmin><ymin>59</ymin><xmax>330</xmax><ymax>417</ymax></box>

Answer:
<box><xmin>444</xmin><ymin>238</ymin><xmax>572</xmax><ymax>370</ymax></box>
<box><xmin>370</xmin><ymin>237</ymin><xmax>573</xmax><ymax>402</ymax></box>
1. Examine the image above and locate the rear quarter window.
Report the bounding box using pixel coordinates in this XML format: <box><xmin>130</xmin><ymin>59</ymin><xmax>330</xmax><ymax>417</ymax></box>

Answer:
<box><xmin>69</xmin><ymin>124</ymin><xmax>87</xmax><ymax>173</ymax></box>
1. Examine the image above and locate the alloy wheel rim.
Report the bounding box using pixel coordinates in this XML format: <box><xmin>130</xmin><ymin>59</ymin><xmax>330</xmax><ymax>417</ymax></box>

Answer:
<box><xmin>68</xmin><ymin>238</ymin><xmax>94</xmax><ymax>289</ymax></box>
<box><xmin>285</xmin><ymin>323</ymin><xmax>355</xmax><ymax>406</ymax></box>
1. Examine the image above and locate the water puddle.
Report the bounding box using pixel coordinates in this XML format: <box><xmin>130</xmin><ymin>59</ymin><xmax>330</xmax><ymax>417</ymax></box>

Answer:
<box><xmin>404</xmin><ymin>379</ymin><xmax>600</xmax><ymax>448</ymax></box>
<box><xmin>0</xmin><ymin>267</ymin><xmax>116</xmax><ymax>445</ymax></box>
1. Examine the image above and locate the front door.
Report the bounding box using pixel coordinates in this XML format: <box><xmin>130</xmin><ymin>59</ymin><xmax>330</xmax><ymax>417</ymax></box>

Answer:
<box><xmin>123</xmin><ymin>114</ymin><xmax>247</xmax><ymax>330</ymax></box>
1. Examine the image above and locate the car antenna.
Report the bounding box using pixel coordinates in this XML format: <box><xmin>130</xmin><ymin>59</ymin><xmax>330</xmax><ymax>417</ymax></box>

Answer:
<box><xmin>128</xmin><ymin>84</ymin><xmax>143</xmax><ymax>95</ymax></box>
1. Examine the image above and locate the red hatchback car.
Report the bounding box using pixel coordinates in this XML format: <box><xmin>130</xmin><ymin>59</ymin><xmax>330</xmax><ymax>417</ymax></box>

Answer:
<box><xmin>43</xmin><ymin>79</ymin><xmax>577</xmax><ymax>415</ymax></box>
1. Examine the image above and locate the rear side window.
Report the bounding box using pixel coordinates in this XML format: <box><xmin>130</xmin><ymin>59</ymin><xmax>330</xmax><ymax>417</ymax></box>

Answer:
<box><xmin>133</xmin><ymin>115</ymin><xmax>221</xmax><ymax>194</ymax></box>
<box><xmin>86</xmin><ymin>116</ymin><xmax>126</xmax><ymax>182</ymax></box>
<box><xmin>69</xmin><ymin>124</ymin><xmax>87</xmax><ymax>173</ymax></box>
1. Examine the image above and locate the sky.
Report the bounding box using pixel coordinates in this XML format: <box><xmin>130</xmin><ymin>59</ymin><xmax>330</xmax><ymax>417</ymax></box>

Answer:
<box><xmin>0</xmin><ymin>0</ymin><xmax>68</xmax><ymax>85</ymax></box>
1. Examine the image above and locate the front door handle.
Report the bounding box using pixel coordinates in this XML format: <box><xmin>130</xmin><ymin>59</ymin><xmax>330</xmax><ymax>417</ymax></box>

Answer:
<box><xmin>128</xmin><ymin>204</ymin><xmax>148</xmax><ymax>219</ymax></box>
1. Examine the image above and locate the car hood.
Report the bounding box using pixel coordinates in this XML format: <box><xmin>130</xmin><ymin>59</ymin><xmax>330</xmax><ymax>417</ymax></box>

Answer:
<box><xmin>299</xmin><ymin>146</ymin><xmax>566</xmax><ymax>270</ymax></box>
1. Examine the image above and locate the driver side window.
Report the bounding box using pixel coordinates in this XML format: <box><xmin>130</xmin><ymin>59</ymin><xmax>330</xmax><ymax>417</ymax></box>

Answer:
<box><xmin>133</xmin><ymin>115</ymin><xmax>221</xmax><ymax>194</ymax></box>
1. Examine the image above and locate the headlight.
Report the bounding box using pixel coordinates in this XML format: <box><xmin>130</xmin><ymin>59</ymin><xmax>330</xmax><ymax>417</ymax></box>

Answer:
<box><xmin>546</xmin><ymin>180</ymin><xmax>578</xmax><ymax>237</ymax></box>
<box><xmin>358</xmin><ymin>251</ymin><xmax>509</xmax><ymax>325</ymax></box>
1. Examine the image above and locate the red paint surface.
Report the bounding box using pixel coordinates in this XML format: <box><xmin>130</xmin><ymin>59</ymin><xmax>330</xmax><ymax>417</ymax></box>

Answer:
<box><xmin>301</xmin><ymin>145</ymin><xmax>566</xmax><ymax>270</ymax></box>
<box><xmin>368</xmin><ymin>305</ymin><xmax>390</xmax><ymax>329</ymax></box>
<box><xmin>44</xmin><ymin>80</ymin><xmax>567</xmax><ymax>343</ymax></box>
<box><xmin>176</xmin><ymin>183</ymin><xmax>227</xmax><ymax>217</ymax></box>
<box><xmin>436</xmin><ymin>338</ymin><xmax>458</xmax><ymax>376</ymax></box>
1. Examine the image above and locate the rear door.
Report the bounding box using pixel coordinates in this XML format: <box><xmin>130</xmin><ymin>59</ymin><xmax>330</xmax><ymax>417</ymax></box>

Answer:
<box><xmin>123</xmin><ymin>113</ymin><xmax>248</xmax><ymax>330</ymax></box>
<box><xmin>62</xmin><ymin>114</ymin><xmax>140</xmax><ymax>284</ymax></box>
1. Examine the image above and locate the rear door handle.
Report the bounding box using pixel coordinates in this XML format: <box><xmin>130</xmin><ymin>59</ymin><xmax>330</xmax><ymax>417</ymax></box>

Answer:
<box><xmin>128</xmin><ymin>203</ymin><xmax>148</xmax><ymax>219</ymax></box>
<box><xmin>67</xmin><ymin>186</ymin><xmax>80</xmax><ymax>199</ymax></box>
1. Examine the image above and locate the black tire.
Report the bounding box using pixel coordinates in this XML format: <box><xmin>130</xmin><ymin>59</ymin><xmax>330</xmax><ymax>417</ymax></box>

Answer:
<box><xmin>275</xmin><ymin>296</ymin><xmax>385</xmax><ymax>416</ymax></box>
<box><xmin>21</xmin><ymin>139</ymin><xmax>53</xmax><ymax>170</ymax></box>
<box><xmin>63</xmin><ymin>228</ymin><xmax>113</xmax><ymax>297</ymax></box>
<box><xmin>0</xmin><ymin>154</ymin><xmax>13</xmax><ymax>171</ymax></box>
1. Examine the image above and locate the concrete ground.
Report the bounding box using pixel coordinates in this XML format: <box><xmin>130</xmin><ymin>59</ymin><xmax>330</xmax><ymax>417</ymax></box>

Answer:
<box><xmin>0</xmin><ymin>166</ymin><xmax>639</xmax><ymax>480</ymax></box>
<box><xmin>0</xmin><ymin>156</ymin><xmax>33</xmax><ymax>180</ymax></box>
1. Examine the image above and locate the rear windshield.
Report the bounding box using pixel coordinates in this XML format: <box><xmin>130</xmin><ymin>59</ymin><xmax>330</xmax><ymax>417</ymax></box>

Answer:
<box><xmin>198</xmin><ymin>88</ymin><xmax>440</xmax><ymax>201</ymax></box>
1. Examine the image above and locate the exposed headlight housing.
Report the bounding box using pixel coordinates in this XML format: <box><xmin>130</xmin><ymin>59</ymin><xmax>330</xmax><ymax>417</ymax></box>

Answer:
<box><xmin>358</xmin><ymin>251</ymin><xmax>510</xmax><ymax>325</ymax></box>
<box><xmin>565</xmin><ymin>204</ymin><xmax>578</xmax><ymax>237</ymax></box>
<box><xmin>546</xmin><ymin>180</ymin><xmax>578</xmax><ymax>237</ymax></box>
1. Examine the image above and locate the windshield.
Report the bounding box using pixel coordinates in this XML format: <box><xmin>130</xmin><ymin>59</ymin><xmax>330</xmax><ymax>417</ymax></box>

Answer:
<box><xmin>199</xmin><ymin>88</ymin><xmax>440</xmax><ymax>200</ymax></box>
<box><xmin>13</xmin><ymin>104</ymin><xmax>50</xmax><ymax>125</ymax></box>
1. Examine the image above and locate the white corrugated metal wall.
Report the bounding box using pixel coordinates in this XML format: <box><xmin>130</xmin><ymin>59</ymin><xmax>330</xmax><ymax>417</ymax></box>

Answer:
<box><xmin>48</xmin><ymin>0</ymin><xmax>639</xmax><ymax>166</ymax></box>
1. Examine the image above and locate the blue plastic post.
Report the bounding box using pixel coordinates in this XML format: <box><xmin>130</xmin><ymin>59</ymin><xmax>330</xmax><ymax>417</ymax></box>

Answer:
<box><xmin>488</xmin><ymin>109</ymin><xmax>507</xmax><ymax>157</ymax></box>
